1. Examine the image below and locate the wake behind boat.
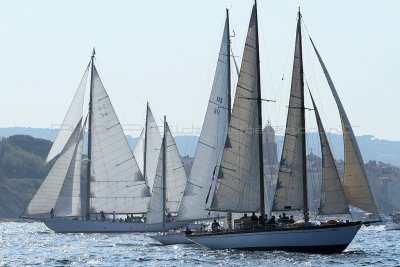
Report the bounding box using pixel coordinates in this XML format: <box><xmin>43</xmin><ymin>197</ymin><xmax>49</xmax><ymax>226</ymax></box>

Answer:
<box><xmin>188</xmin><ymin>2</ymin><xmax>380</xmax><ymax>253</ymax></box>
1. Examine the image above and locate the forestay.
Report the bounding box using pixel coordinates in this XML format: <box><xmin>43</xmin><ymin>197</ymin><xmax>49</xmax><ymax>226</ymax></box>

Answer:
<box><xmin>209</xmin><ymin>6</ymin><xmax>261</xmax><ymax>212</ymax></box>
<box><xmin>89</xmin><ymin>66</ymin><xmax>150</xmax><ymax>214</ymax></box>
<box><xmin>177</xmin><ymin>15</ymin><xmax>230</xmax><ymax>221</ymax></box>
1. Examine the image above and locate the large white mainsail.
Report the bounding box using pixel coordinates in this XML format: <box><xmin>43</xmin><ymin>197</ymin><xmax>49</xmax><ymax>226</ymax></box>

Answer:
<box><xmin>309</xmin><ymin>39</ymin><xmax>379</xmax><ymax>218</ymax></box>
<box><xmin>309</xmin><ymin>92</ymin><xmax>349</xmax><ymax>215</ymax></box>
<box><xmin>22</xmin><ymin>120</ymin><xmax>83</xmax><ymax>218</ymax></box>
<box><xmin>209</xmin><ymin>5</ymin><xmax>261</xmax><ymax>212</ymax></box>
<box><xmin>176</xmin><ymin>13</ymin><xmax>230</xmax><ymax>222</ymax></box>
<box><xmin>46</xmin><ymin>64</ymin><xmax>89</xmax><ymax>163</ymax></box>
<box><xmin>146</xmin><ymin>120</ymin><xmax>187</xmax><ymax>225</ymax></box>
<box><xmin>272</xmin><ymin>16</ymin><xmax>305</xmax><ymax>212</ymax></box>
<box><xmin>132</xmin><ymin>104</ymin><xmax>162</xmax><ymax>192</ymax></box>
<box><xmin>89</xmin><ymin>65</ymin><xmax>150</xmax><ymax>214</ymax></box>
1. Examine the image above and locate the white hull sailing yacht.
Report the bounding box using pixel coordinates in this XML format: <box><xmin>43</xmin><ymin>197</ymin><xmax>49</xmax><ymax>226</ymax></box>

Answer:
<box><xmin>188</xmin><ymin>2</ymin><xmax>379</xmax><ymax>253</ymax></box>
<box><xmin>22</xmin><ymin>50</ymin><xmax>180</xmax><ymax>233</ymax></box>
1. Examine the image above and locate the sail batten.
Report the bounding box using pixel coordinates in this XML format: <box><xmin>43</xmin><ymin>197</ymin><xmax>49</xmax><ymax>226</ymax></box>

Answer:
<box><xmin>177</xmin><ymin>13</ymin><xmax>230</xmax><ymax>222</ymax></box>
<box><xmin>209</xmin><ymin>5</ymin><xmax>261</xmax><ymax>213</ymax></box>
<box><xmin>309</xmin><ymin>38</ymin><xmax>379</xmax><ymax>217</ymax></box>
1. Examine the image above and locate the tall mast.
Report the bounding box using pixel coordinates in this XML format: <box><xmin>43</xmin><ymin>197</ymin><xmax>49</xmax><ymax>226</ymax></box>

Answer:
<box><xmin>297</xmin><ymin>8</ymin><xmax>309</xmax><ymax>222</ymax></box>
<box><xmin>144</xmin><ymin>102</ymin><xmax>149</xmax><ymax>185</ymax></box>
<box><xmin>226</xmin><ymin>8</ymin><xmax>232</xmax><ymax>122</ymax></box>
<box><xmin>226</xmin><ymin>8</ymin><xmax>233</xmax><ymax>230</ymax></box>
<box><xmin>162</xmin><ymin>116</ymin><xmax>167</xmax><ymax>232</ymax></box>
<box><xmin>254</xmin><ymin>0</ymin><xmax>265</xmax><ymax>218</ymax></box>
<box><xmin>85</xmin><ymin>48</ymin><xmax>95</xmax><ymax>217</ymax></box>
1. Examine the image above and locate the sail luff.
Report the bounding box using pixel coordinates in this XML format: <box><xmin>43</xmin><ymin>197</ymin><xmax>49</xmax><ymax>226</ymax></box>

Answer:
<box><xmin>162</xmin><ymin>116</ymin><xmax>167</xmax><ymax>232</ymax></box>
<box><xmin>209</xmin><ymin>3</ymin><xmax>261</xmax><ymax>213</ymax></box>
<box><xmin>144</xmin><ymin>102</ymin><xmax>149</xmax><ymax>186</ymax></box>
<box><xmin>309</xmin><ymin>91</ymin><xmax>349</xmax><ymax>215</ymax></box>
<box><xmin>272</xmin><ymin>11</ymin><xmax>306</xmax><ymax>214</ymax></box>
<box><xmin>309</xmin><ymin>38</ymin><xmax>379</xmax><ymax>217</ymax></box>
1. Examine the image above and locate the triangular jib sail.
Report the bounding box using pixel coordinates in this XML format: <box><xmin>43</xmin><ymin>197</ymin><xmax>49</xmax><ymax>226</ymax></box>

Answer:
<box><xmin>177</xmin><ymin>11</ymin><xmax>230</xmax><ymax>222</ymax></box>
<box><xmin>309</xmin><ymin>38</ymin><xmax>379</xmax><ymax>218</ymax></box>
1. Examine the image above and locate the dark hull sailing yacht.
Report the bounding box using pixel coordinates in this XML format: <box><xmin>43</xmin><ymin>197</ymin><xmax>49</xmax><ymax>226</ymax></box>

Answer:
<box><xmin>22</xmin><ymin>50</ymin><xmax>180</xmax><ymax>233</ymax></box>
<box><xmin>188</xmin><ymin>2</ymin><xmax>379</xmax><ymax>253</ymax></box>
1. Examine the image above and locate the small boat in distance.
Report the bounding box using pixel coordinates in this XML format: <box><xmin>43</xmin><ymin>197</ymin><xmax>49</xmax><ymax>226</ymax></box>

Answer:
<box><xmin>385</xmin><ymin>212</ymin><xmax>400</xmax><ymax>230</ymax></box>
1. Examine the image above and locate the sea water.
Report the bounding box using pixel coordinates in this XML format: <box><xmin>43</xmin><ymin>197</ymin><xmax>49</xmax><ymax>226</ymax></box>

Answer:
<box><xmin>0</xmin><ymin>222</ymin><xmax>399</xmax><ymax>266</ymax></box>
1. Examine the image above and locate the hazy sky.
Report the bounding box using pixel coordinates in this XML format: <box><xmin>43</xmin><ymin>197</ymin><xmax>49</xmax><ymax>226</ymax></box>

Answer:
<box><xmin>0</xmin><ymin>0</ymin><xmax>399</xmax><ymax>140</ymax></box>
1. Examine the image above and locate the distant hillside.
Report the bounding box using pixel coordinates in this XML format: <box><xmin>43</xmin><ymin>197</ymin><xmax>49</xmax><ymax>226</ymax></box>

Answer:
<box><xmin>1</xmin><ymin>127</ymin><xmax>399</xmax><ymax>166</ymax></box>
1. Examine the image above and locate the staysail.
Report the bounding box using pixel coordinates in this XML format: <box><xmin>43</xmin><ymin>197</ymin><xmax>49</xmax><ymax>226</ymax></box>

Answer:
<box><xmin>309</xmin><ymin>92</ymin><xmax>349</xmax><ymax>215</ymax></box>
<box><xmin>209</xmin><ymin>5</ymin><xmax>261</xmax><ymax>212</ymax></box>
<box><xmin>22</xmin><ymin>119</ymin><xmax>83</xmax><ymax>218</ymax></box>
<box><xmin>89</xmin><ymin>65</ymin><xmax>151</xmax><ymax>214</ymax></box>
<box><xmin>146</xmin><ymin>121</ymin><xmax>187</xmax><ymax>225</ymax></box>
<box><xmin>309</xmin><ymin>38</ymin><xmax>379</xmax><ymax>217</ymax></box>
<box><xmin>177</xmin><ymin>12</ymin><xmax>230</xmax><ymax>221</ymax></box>
<box><xmin>272</xmin><ymin>13</ymin><xmax>306</xmax><ymax>212</ymax></box>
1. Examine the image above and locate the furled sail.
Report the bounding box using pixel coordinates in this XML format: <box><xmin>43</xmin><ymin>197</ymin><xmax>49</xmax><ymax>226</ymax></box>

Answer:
<box><xmin>309</xmin><ymin>92</ymin><xmax>349</xmax><ymax>215</ymax></box>
<box><xmin>176</xmin><ymin>14</ymin><xmax>230</xmax><ymax>221</ymax></box>
<box><xmin>272</xmin><ymin>16</ymin><xmax>305</xmax><ymax>212</ymax></box>
<box><xmin>146</xmin><ymin>121</ymin><xmax>187</xmax><ymax>225</ymax></box>
<box><xmin>309</xmin><ymin>38</ymin><xmax>379</xmax><ymax>217</ymax></box>
<box><xmin>22</xmin><ymin>119</ymin><xmax>83</xmax><ymax>218</ymax></box>
<box><xmin>46</xmin><ymin>64</ymin><xmax>89</xmax><ymax>163</ymax></box>
<box><xmin>209</xmin><ymin>5</ymin><xmax>261</xmax><ymax>212</ymax></box>
<box><xmin>89</xmin><ymin>65</ymin><xmax>151</xmax><ymax>214</ymax></box>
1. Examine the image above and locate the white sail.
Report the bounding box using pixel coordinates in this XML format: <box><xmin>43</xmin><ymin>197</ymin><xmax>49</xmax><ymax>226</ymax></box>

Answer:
<box><xmin>146</xmin><ymin>122</ymin><xmax>187</xmax><ymax>225</ymax></box>
<box><xmin>144</xmin><ymin>105</ymin><xmax>162</xmax><ymax>192</ymax></box>
<box><xmin>53</xmin><ymin>118</ymin><xmax>86</xmax><ymax>217</ymax></box>
<box><xmin>209</xmin><ymin>6</ymin><xmax>261</xmax><ymax>213</ymax></box>
<box><xmin>133</xmin><ymin>128</ymin><xmax>145</xmax><ymax>175</ymax></box>
<box><xmin>132</xmin><ymin>105</ymin><xmax>162</xmax><ymax>192</ymax></box>
<box><xmin>22</xmin><ymin>120</ymin><xmax>83</xmax><ymax>218</ymax></box>
<box><xmin>89</xmin><ymin>65</ymin><xmax>150</xmax><ymax>214</ymax></box>
<box><xmin>309</xmin><ymin>38</ymin><xmax>379</xmax><ymax>217</ymax></box>
<box><xmin>176</xmin><ymin>15</ymin><xmax>230</xmax><ymax>221</ymax></box>
<box><xmin>46</xmin><ymin>64</ymin><xmax>89</xmax><ymax>163</ymax></box>
<box><xmin>309</xmin><ymin>93</ymin><xmax>349</xmax><ymax>215</ymax></box>
<box><xmin>272</xmin><ymin>18</ymin><xmax>305</xmax><ymax>212</ymax></box>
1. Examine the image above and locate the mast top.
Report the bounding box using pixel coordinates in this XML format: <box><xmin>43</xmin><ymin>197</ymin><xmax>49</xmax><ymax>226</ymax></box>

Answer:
<box><xmin>91</xmin><ymin>47</ymin><xmax>96</xmax><ymax>60</ymax></box>
<box><xmin>298</xmin><ymin>7</ymin><xmax>302</xmax><ymax>19</ymax></box>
